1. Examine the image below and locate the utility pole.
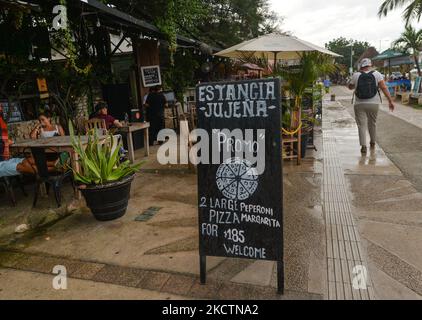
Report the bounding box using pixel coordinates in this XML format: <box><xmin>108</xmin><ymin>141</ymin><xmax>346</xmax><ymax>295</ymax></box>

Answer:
<box><xmin>349</xmin><ymin>45</ymin><xmax>354</xmax><ymax>76</ymax></box>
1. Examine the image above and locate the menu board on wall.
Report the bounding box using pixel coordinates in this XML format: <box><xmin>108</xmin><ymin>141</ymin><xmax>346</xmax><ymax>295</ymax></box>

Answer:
<box><xmin>196</xmin><ymin>78</ymin><xmax>284</xmax><ymax>293</ymax></box>
<box><xmin>141</xmin><ymin>65</ymin><xmax>162</xmax><ymax>88</ymax></box>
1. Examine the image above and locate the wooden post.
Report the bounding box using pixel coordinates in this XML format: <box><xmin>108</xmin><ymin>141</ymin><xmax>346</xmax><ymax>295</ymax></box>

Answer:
<box><xmin>132</xmin><ymin>39</ymin><xmax>160</xmax><ymax>110</ymax></box>
<box><xmin>144</xmin><ymin>127</ymin><xmax>150</xmax><ymax>156</ymax></box>
<box><xmin>127</xmin><ymin>131</ymin><xmax>135</xmax><ymax>163</ymax></box>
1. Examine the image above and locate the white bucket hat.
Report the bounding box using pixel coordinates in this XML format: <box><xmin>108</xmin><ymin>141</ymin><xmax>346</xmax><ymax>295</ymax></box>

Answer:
<box><xmin>360</xmin><ymin>58</ymin><xmax>372</xmax><ymax>69</ymax></box>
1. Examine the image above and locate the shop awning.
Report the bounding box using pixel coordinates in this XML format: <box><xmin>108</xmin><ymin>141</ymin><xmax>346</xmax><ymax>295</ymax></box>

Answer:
<box><xmin>372</xmin><ymin>49</ymin><xmax>407</xmax><ymax>61</ymax></box>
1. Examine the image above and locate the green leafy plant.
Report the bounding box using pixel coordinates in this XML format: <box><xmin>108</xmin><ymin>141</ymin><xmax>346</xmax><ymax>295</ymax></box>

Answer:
<box><xmin>163</xmin><ymin>50</ymin><xmax>199</xmax><ymax>102</ymax></box>
<box><xmin>393</xmin><ymin>25</ymin><xmax>422</xmax><ymax>76</ymax></box>
<box><xmin>69</xmin><ymin>121</ymin><xmax>142</xmax><ymax>185</ymax></box>
<box><xmin>278</xmin><ymin>52</ymin><xmax>336</xmax><ymax>111</ymax></box>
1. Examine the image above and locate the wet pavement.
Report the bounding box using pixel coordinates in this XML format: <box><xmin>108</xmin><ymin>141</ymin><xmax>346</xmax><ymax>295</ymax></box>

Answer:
<box><xmin>330</xmin><ymin>86</ymin><xmax>422</xmax><ymax>299</ymax></box>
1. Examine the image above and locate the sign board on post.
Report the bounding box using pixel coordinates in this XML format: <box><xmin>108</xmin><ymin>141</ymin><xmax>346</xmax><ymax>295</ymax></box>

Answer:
<box><xmin>37</xmin><ymin>78</ymin><xmax>49</xmax><ymax>99</ymax></box>
<box><xmin>196</xmin><ymin>78</ymin><xmax>284</xmax><ymax>293</ymax></box>
<box><xmin>141</xmin><ymin>65</ymin><xmax>162</xmax><ymax>88</ymax></box>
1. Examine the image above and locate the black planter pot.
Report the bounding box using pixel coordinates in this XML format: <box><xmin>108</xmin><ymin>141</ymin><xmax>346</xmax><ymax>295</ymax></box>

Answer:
<box><xmin>80</xmin><ymin>174</ymin><xmax>135</xmax><ymax>221</ymax></box>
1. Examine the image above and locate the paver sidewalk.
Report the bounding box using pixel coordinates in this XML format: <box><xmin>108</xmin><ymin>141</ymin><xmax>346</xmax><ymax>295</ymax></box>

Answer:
<box><xmin>0</xmin><ymin>140</ymin><xmax>325</xmax><ymax>300</ymax></box>
<box><xmin>325</xmin><ymin>86</ymin><xmax>422</xmax><ymax>300</ymax></box>
<box><xmin>0</xmin><ymin>267</ymin><xmax>188</xmax><ymax>300</ymax></box>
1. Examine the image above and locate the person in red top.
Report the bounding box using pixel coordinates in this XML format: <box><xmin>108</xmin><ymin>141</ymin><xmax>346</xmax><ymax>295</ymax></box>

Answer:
<box><xmin>0</xmin><ymin>103</ymin><xmax>10</xmax><ymax>161</ymax></box>
<box><xmin>90</xmin><ymin>102</ymin><xmax>123</xmax><ymax>130</ymax></box>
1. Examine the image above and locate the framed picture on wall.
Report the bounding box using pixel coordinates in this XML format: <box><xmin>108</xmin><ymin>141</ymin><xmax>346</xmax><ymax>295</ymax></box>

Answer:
<box><xmin>0</xmin><ymin>101</ymin><xmax>24</xmax><ymax>123</ymax></box>
<box><xmin>141</xmin><ymin>65</ymin><xmax>162</xmax><ymax>87</ymax></box>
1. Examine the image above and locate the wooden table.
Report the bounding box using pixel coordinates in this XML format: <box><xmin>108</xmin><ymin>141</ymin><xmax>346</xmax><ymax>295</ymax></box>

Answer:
<box><xmin>119</xmin><ymin>122</ymin><xmax>150</xmax><ymax>163</ymax></box>
<box><xmin>10</xmin><ymin>135</ymin><xmax>107</xmax><ymax>199</ymax></box>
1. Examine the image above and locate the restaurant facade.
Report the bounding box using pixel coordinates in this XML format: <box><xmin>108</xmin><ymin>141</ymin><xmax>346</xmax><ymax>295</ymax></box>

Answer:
<box><xmin>0</xmin><ymin>0</ymin><xmax>224</xmax><ymax>144</ymax></box>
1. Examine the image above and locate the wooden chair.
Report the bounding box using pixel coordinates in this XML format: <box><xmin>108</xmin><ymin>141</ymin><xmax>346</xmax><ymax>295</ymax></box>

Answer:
<box><xmin>173</xmin><ymin>102</ymin><xmax>187</xmax><ymax>126</ymax></box>
<box><xmin>176</xmin><ymin>102</ymin><xmax>185</xmax><ymax>119</ymax></box>
<box><xmin>84</xmin><ymin>118</ymin><xmax>107</xmax><ymax>135</ymax></box>
<box><xmin>282</xmin><ymin>110</ymin><xmax>302</xmax><ymax>165</ymax></box>
<box><xmin>165</xmin><ymin>103</ymin><xmax>178</xmax><ymax>130</ymax></box>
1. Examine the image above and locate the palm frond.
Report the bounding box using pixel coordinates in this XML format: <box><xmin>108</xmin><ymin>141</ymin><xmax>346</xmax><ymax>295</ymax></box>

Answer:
<box><xmin>379</xmin><ymin>0</ymin><xmax>411</xmax><ymax>17</ymax></box>
<box><xmin>379</xmin><ymin>0</ymin><xmax>422</xmax><ymax>26</ymax></box>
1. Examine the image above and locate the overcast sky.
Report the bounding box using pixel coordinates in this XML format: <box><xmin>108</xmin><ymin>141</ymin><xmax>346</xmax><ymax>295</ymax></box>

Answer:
<box><xmin>269</xmin><ymin>0</ymin><xmax>422</xmax><ymax>52</ymax></box>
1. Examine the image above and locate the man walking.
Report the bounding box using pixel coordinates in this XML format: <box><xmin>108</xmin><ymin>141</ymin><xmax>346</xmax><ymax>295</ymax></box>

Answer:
<box><xmin>348</xmin><ymin>58</ymin><xmax>395</xmax><ymax>154</ymax></box>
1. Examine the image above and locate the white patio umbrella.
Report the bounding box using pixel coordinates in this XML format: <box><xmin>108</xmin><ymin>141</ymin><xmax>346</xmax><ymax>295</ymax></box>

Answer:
<box><xmin>215</xmin><ymin>33</ymin><xmax>341</xmax><ymax>61</ymax></box>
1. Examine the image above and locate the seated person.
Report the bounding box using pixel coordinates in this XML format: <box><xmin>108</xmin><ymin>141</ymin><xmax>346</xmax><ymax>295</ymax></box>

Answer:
<box><xmin>89</xmin><ymin>102</ymin><xmax>128</xmax><ymax>157</ymax></box>
<box><xmin>29</xmin><ymin>112</ymin><xmax>69</xmax><ymax>168</ymax></box>
<box><xmin>30</xmin><ymin>112</ymin><xmax>65</xmax><ymax>139</ymax></box>
<box><xmin>1</xmin><ymin>108</ymin><xmax>56</xmax><ymax>176</ymax></box>
<box><xmin>90</xmin><ymin>102</ymin><xmax>123</xmax><ymax>130</ymax></box>
<box><xmin>0</xmin><ymin>156</ymin><xmax>57</xmax><ymax>176</ymax></box>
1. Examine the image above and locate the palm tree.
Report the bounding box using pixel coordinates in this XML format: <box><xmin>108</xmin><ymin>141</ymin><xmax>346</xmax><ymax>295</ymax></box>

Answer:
<box><xmin>379</xmin><ymin>0</ymin><xmax>422</xmax><ymax>26</ymax></box>
<box><xmin>393</xmin><ymin>25</ymin><xmax>422</xmax><ymax>76</ymax></box>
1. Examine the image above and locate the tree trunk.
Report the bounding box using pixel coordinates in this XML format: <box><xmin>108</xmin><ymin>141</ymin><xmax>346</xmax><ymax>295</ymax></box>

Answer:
<box><xmin>415</xmin><ymin>54</ymin><xmax>421</xmax><ymax>76</ymax></box>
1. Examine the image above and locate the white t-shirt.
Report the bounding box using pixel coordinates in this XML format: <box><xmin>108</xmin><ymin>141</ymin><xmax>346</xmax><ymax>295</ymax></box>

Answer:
<box><xmin>350</xmin><ymin>70</ymin><xmax>384</xmax><ymax>105</ymax></box>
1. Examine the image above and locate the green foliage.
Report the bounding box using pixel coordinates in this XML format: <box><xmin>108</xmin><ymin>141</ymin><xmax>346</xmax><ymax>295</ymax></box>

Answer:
<box><xmin>282</xmin><ymin>112</ymin><xmax>291</xmax><ymax>130</ymax></box>
<box><xmin>393</xmin><ymin>25</ymin><xmax>422</xmax><ymax>52</ymax></box>
<box><xmin>103</xmin><ymin>0</ymin><xmax>279</xmax><ymax>49</ymax></box>
<box><xmin>55</xmin><ymin>0</ymin><xmax>92</xmax><ymax>75</ymax></box>
<box><xmin>106</xmin><ymin>0</ymin><xmax>207</xmax><ymax>64</ymax></box>
<box><xmin>69</xmin><ymin>122</ymin><xmax>142</xmax><ymax>185</ymax></box>
<box><xmin>163</xmin><ymin>50</ymin><xmax>199</xmax><ymax>101</ymax></box>
<box><xmin>154</xmin><ymin>0</ymin><xmax>206</xmax><ymax>64</ymax></box>
<box><xmin>276</xmin><ymin>52</ymin><xmax>336</xmax><ymax>109</ymax></box>
<box><xmin>325</xmin><ymin>37</ymin><xmax>371</xmax><ymax>68</ymax></box>
<box><xmin>199</xmin><ymin>0</ymin><xmax>281</xmax><ymax>47</ymax></box>
<box><xmin>393</xmin><ymin>25</ymin><xmax>422</xmax><ymax>75</ymax></box>
<box><xmin>379</xmin><ymin>0</ymin><xmax>422</xmax><ymax>26</ymax></box>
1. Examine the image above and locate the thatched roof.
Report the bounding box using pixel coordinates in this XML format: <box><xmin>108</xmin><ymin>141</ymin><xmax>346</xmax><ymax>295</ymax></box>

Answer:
<box><xmin>355</xmin><ymin>47</ymin><xmax>380</xmax><ymax>68</ymax></box>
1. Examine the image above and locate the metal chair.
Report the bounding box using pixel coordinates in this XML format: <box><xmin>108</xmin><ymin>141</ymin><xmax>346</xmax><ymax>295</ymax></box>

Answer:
<box><xmin>31</xmin><ymin>147</ymin><xmax>74</xmax><ymax>208</ymax></box>
<box><xmin>0</xmin><ymin>175</ymin><xmax>27</xmax><ymax>206</ymax></box>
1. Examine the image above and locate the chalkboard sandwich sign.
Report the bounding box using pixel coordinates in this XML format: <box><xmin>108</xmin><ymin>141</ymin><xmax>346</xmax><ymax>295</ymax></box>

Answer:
<box><xmin>196</xmin><ymin>78</ymin><xmax>284</xmax><ymax>294</ymax></box>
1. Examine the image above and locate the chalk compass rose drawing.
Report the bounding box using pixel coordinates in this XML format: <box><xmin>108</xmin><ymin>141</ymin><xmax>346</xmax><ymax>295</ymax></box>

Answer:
<box><xmin>216</xmin><ymin>157</ymin><xmax>259</xmax><ymax>200</ymax></box>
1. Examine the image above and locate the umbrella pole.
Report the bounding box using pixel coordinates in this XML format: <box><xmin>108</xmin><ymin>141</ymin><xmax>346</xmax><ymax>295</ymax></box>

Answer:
<box><xmin>273</xmin><ymin>52</ymin><xmax>278</xmax><ymax>74</ymax></box>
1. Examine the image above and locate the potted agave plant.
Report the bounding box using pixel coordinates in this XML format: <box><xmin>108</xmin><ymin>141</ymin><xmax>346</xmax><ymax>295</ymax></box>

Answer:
<box><xmin>69</xmin><ymin>122</ymin><xmax>142</xmax><ymax>221</ymax></box>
